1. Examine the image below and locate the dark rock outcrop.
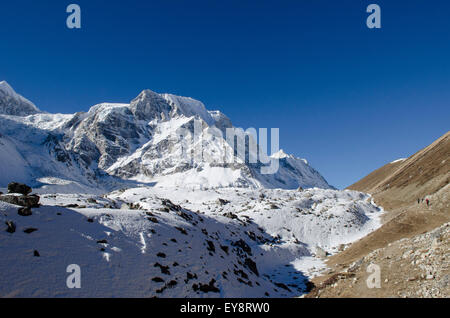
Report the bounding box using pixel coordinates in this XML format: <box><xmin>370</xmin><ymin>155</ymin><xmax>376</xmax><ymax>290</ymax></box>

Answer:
<box><xmin>0</xmin><ymin>194</ymin><xmax>40</xmax><ymax>208</ymax></box>
<box><xmin>5</xmin><ymin>221</ymin><xmax>16</xmax><ymax>233</ymax></box>
<box><xmin>8</xmin><ymin>182</ymin><xmax>32</xmax><ymax>195</ymax></box>
<box><xmin>18</xmin><ymin>207</ymin><xmax>32</xmax><ymax>216</ymax></box>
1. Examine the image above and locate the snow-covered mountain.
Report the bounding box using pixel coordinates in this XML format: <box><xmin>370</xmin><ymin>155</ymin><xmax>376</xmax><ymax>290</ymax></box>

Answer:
<box><xmin>0</xmin><ymin>81</ymin><xmax>387</xmax><ymax>298</ymax></box>
<box><xmin>0</xmin><ymin>81</ymin><xmax>331</xmax><ymax>191</ymax></box>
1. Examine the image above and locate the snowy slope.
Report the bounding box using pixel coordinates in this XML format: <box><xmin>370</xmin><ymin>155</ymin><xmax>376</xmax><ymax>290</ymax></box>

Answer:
<box><xmin>0</xmin><ymin>82</ymin><xmax>331</xmax><ymax>190</ymax></box>
<box><xmin>0</xmin><ymin>186</ymin><xmax>382</xmax><ymax>297</ymax></box>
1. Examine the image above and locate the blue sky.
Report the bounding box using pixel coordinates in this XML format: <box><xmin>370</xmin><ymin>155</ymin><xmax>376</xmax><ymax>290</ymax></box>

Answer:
<box><xmin>1</xmin><ymin>0</ymin><xmax>449</xmax><ymax>188</ymax></box>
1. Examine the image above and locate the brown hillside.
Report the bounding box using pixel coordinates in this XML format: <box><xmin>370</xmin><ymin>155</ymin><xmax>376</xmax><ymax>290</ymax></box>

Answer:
<box><xmin>348</xmin><ymin>131</ymin><xmax>449</xmax><ymax>211</ymax></box>
<box><xmin>307</xmin><ymin>131</ymin><xmax>450</xmax><ymax>298</ymax></box>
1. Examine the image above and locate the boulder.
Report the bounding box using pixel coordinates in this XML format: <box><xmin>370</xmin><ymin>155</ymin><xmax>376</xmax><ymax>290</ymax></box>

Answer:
<box><xmin>5</xmin><ymin>221</ymin><xmax>16</xmax><ymax>233</ymax></box>
<box><xmin>217</xmin><ymin>198</ymin><xmax>230</xmax><ymax>206</ymax></box>
<box><xmin>18</xmin><ymin>207</ymin><xmax>32</xmax><ymax>216</ymax></box>
<box><xmin>315</xmin><ymin>246</ymin><xmax>328</xmax><ymax>259</ymax></box>
<box><xmin>0</xmin><ymin>194</ymin><xmax>40</xmax><ymax>208</ymax></box>
<box><xmin>8</xmin><ymin>182</ymin><xmax>32</xmax><ymax>195</ymax></box>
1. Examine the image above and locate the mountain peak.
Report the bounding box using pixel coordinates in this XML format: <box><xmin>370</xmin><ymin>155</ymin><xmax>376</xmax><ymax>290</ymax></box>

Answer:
<box><xmin>0</xmin><ymin>81</ymin><xmax>41</xmax><ymax>116</ymax></box>
<box><xmin>0</xmin><ymin>81</ymin><xmax>15</xmax><ymax>95</ymax></box>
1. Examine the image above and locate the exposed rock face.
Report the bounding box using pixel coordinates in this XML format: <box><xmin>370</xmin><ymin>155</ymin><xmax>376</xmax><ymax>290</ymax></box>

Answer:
<box><xmin>8</xmin><ymin>182</ymin><xmax>32</xmax><ymax>195</ymax></box>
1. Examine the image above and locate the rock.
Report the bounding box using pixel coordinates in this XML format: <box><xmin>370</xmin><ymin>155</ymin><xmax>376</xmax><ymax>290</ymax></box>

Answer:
<box><xmin>152</xmin><ymin>277</ymin><xmax>164</xmax><ymax>283</ymax></box>
<box><xmin>167</xmin><ymin>280</ymin><xmax>177</xmax><ymax>288</ymax></box>
<box><xmin>315</xmin><ymin>246</ymin><xmax>327</xmax><ymax>259</ymax></box>
<box><xmin>223</xmin><ymin>212</ymin><xmax>238</xmax><ymax>219</ymax></box>
<box><xmin>5</xmin><ymin>221</ymin><xmax>16</xmax><ymax>233</ymax></box>
<box><xmin>18</xmin><ymin>207</ymin><xmax>32</xmax><ymax>216</ymax></box>
<box><xmin>270</xmin><ymin>204</ymin><xmax>280</xmax><ymax>209</ymax></box>
<box><xmin>175</xmin><ymin>226</ymin><xmax>188</xmax><ymax>235</ymax></box>
<box><xmin>197</xmin><ymin>279</ymin><xmax>220</xmax><ymax>293</ymax></box>
<box><xmin>206</xmin><ymin>240</ymin><xmax>215</xmax><ymax>253</ymax></box>
<box><xmin>217</xmin><ymin>198</ymin><xmax>230</xmax><ymax>206</ymax></box>
<box><xmin>0</xmin><ymin>194</ymin><xmax>40</xmax><ymax>208</ymax></box>
<box><xmin>161</xmin><ymin>199</ymin><xmax>181</xmax><ymax>211</ymax></box>
<box><xmin>157</xmin><ymin>252</ymin><xmax>166</xmax><ymax>258</ymax></box>
<box><xmin>297</xmin><ymin>186</ymin><xmax>304</xmax><ymax>192</ymax></box>
<box><xmin>97</xmin><ymin>239</ymin><xmax>108</xmax><ymax>244</ymax></box>
<box><xmin>154</xmin><ymin>263</ymin><xmax>170</xmax><ymax>275</ymax></box>
<box><xmin>274</xmin><ymin>282</ymin><xmax>291</xmax><ymax>292</ymax></box>
<box><xmin>23</xmin><ymin>228</ymin><xmax>38</xmax><ymax>234</ymax></box>
<box><xmin>244</xmin><ymin>257</ymin><xmax>259</xmax><ymax>276</ymax></box>
<box><xmin>232</xmin><ymin>239</ymin><xmax>252</xmax><ymax>255</ymax></box>
<box><xmin>220</xmin><ymin>245</ymin><xmax>229</xmax><ymax>254</ymax></box>
<box><xmin>8</xmin><ymin>182</ymin><xmax>32</xmax><ymax>195</ymax></box>
<box><xmin>148</xmin><ymin>217</ymin><xmax>159</xmax><ymax>223</ymax></box>
<box><xmin>33</xmin><ymin>250</ymin><xmax>40</xmax><ymax>257</ymax></box>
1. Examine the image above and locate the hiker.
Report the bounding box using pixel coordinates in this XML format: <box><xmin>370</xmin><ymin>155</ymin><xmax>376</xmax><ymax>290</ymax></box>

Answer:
<box><xmin>426</xmin><ymin>198</ymin><xmax>430</xmax><ymax>207</ymax></box>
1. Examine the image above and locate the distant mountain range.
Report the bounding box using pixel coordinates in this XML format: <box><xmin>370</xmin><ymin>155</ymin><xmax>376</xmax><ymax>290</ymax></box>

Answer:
<box><xmin>0</xmin><ymin>81</ymin><xmax>331</xmax><ymax>192</ymax></box>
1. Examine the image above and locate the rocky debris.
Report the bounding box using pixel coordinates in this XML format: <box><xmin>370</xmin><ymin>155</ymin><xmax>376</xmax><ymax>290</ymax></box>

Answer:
<box><xmin>0</xmin><ymin>194</ymin><xmax>40</xmax><ymax>208</ymax></box>
<box><xmin>5</xmin><ymin>221</ymin><xmax>16</xmax><ymax>233</ymax></box>
<box><xmin>232</xmin><ymin>239</ymin><xmax>252</xmax><ymax>255</ymax></box>
<box><xmin>244</xmin><ymin>258</ymin><xmax>259</xmax><ymax>276</ymax></box>
<box><xmin>18</xmin><ymin>207</ymin><xmax>32</xmax><ymax>216</ymax></box>
<box><xmin>8</xmin><ymin>182</ymin><xmax>32</xmax><ymax>195</ymax></box>
<box><xmin>23</xmin><ymin>228</ymin><xmax>38</xmax><ymax>234</ymax></box>
<box><xmin>193</xmin><ymin>279</ymin><xmax>220</xmax><ymax>293</ymax></box>
<box><xmin>154</xmin><ymin>263</ymin><xmax>170</xmax><ymax>275</ymax></box>
<box><xmin>175</xmin><ymin>226</ymin><xmax>188</xmax><ymax>235</ymax></box>
<box><xmin>167</xmin><ymin>280</ymin><xmax>178</xmax><ymax>288</ymax></box>
<box><xmin>186</xmin><ymin>272</ymin><xmax>198</xmax><ymax>282</ymax></box>
<box><xmin>309</xmin><ymin>222</ymin><xmax>450</xmax><ymax>298</ymax></box>
<box><xmin>217</xmin><ymin>198</ymin><xmax>230</xmax><ymax>206</ymax></box>
<box><xmin>157</xmin><ymin>252</ymin><xmax>167</xmax><ymax>258</ymax></box>
<box><xmin>270</xmin><ymin>204</ymin><xmax>280</xmax><ymax>209</ymax></box>
<box><xmin>96</xmin><ymin>239</ymin><xmax>108</xmax><ymax>244</ymax></box>
<box><xmin>223</xmin><ymin>212</ymin><xmax>238</xmax><ymax>219</ymax></box>
<box><xmin>220</xmin><ymin>245</ymin><xmax>229</xmax><ymax>254</ymax></box>
<box><xmin>274</xmin><ymin>282</ymin><xmax>291</xmax><ymax>292</ymax></box>
<box><xmin>152</xmin><ymin>277</ymin><xmax>164</xmax><ymax>283</ymax></box>
<box><xmin>206</xmin><ymin>240</ymin><xmax>215</xmax><ymax>253</ymax></box>
<box><xmin>148</xmin><ymin>217</ymin><xmax>159</xmax><ymax>223</ymax></box>
<box><xmin>162</xmin><ymin>199</ymin><xmax>181</xmax><ymax>212</ymax></box>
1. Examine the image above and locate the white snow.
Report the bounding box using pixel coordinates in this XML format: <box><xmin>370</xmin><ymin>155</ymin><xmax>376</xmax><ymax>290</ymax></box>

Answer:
<box><xmin>390</xmin><ymin>158</ymin><xmax>407</xmax><ymax>164</ymax></box>
<box><xmin>0</xmin><ymin>185</ymin><xmax>383</xmax><ymax>297</ymax></box>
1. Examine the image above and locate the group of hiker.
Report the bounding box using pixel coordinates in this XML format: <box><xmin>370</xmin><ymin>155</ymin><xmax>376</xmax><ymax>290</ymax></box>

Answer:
<box><xmin>418</xmin><ymin>197</ymin><xmax>430</xmax><ymax>207</ymax></box>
